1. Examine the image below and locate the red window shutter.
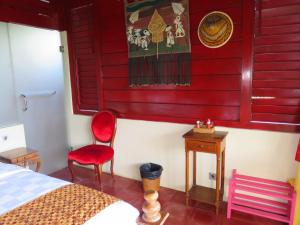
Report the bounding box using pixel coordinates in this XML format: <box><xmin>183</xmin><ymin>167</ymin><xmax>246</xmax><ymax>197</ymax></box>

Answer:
<box><xmin>67</xmin><ymin>1</ymin><xmax>99</xmax><ymax>114</ymax></box>
<box><xmin>251</xmin><ymin>0</ymin><xmax>300</xmax><ymax>126</ymax></box>
<box><xmin>0</xmin><ymin>0</ymin><xmax>62</xmax><ymax>30</ymax></box>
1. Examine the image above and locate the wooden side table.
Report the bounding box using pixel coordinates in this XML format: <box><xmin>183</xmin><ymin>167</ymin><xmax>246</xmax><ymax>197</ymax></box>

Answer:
<box><xmin>183</xmin><ymin>129</ymin><xmax>227</xmax><ymax>213</ymax></box>
<box><xmin>0</xmin><ymin>147</ymin><xmax>41</xmax><ymax>172</ymax></box>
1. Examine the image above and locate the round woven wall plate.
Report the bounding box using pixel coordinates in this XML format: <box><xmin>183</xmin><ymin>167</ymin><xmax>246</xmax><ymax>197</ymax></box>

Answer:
<box><xmin>198</xmin><ymin>11</ymin><xmax>233</xmax><ymax>48</ymax></box>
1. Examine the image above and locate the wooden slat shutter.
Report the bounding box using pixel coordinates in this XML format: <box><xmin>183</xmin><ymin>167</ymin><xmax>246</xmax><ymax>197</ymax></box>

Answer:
<box><xmin>67</xmin><ymin>1</ymin><xmax>99</xmax><ymax>113</ymax></box>
<box><xmin>252</xmin><ymin>0</ymin><xmax>300</xmax><ymax>126</ymax></box>
<box><xmin>0</xmin><ymin>0</ymin><xmax>63</xmax><ymax>30</ymax></box>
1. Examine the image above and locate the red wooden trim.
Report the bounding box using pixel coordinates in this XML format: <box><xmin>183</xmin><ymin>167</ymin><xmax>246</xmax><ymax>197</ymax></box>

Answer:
<box><xmin>66</xmin><ymin>30</ymin><xmax>81</xmax><ymax>114</ymax></box>
<box><xmin>94</xmin><ymin>0</ymin><xmax>104</xmax><ymax>111</ymax></box>
<box><xmin>71</xmin><ymin>109</ymin><xmax>300</xmax><ymax>133</ymax></box>
<box><xmin>240</xmin><ymin>0</ymin><xmax>255</xmax><ymax>125</ymax></box>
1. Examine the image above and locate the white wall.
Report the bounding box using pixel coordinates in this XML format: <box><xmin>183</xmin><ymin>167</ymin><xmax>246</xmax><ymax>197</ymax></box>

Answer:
<box><xmin>0</xmin><ymin>23</ymin><xmax>19</xmax><ymax>126</ymax></box>
<box><xmin>61</xmin><ymin>33</ymin><xmax>300</xmax><ymax>199</ymax></box>
<box><xmin>8</xmin><ymin>24</ymin><xmax>68</xmax><ymax>174</ymax></box>
<box><xmin>0</xmin><ymin>124</ymin><xmax>26</xmax><ymax>152</ymax></box>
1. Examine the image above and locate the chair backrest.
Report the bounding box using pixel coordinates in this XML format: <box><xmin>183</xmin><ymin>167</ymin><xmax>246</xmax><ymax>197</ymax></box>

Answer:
<box><xmin>91</xmin><ymin>111</ymin><xmax>116</xmax><ymax>144</ymax></box>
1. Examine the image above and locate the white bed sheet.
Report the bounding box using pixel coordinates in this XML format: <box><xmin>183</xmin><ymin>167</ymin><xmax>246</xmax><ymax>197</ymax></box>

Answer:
<box><xmin>0</xmin><ymin>162</ymin><xmax>139</xmax><ymax>225</ymax></box>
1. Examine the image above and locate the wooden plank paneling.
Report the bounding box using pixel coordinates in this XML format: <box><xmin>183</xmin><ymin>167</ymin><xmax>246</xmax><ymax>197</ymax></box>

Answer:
<box><xmin>103</xmin><ymin>76</ymin><xmax>241</xmax><ymax>91</ymax></box>
<box><xmin>261</xmin><ymin>14</ymin><xmax>300</xmax><ymax>27</ymax></box>
<box><xmin>253</xmin><ymin>80</ymin><xmax>300</xmax><ymax>88</ymax></box>
<box><xmin>0</xmin><ymin>0</ymin><xmax>64</xmax><ymax>30</ymax></box>
<box><xmin>104</xmin><ymin>90</ymin><xmax>240</xmax><ymax>106</ymax></box>
<box><xmin>255</xmin><ymin>43</ymin><xmax>300</xmax><ymax>54</ymax></box>
<box><xmin>253</xmin><ymin>98</ymin><xmax>300</xmax><ymax>106</ymax></box>
<box><xmin>252</xmin><ymin>105</ymin><xmax>300</xmax><ymax>115</ymax></box>
<box><xmin>253</xmin><ymin>88</ymin><xmax>300</xmax><ymax>98</ymax></box>
<box><xmin>252</xmin><ymin>113</ymin><xmax>300</xmax><ymax>124</ymax></box>
<box><xmin>105</xmin><ymin>102</ymin><xmax>240</xmax><ymax>121</ymax></box>
<box><xmin>98</xmin><ymin>0</ymin><xmax>244</xmax><ymax>123</ymax></box>
<box><xmin>252</xmin><ymin>0</ymin><xmax>300</xmax><ymax>127</ymax></box>
<box><xmin>261</xmin><ymin>0</ymin><xmax>300</xmax><ymax>9</ymax></box>
<box><xmin>67</xmin><ymin>1</ymin><xmax>99</xmax><ymax>113</ymax></box>
<box><xmin>253</xmin><ymin>71</ymin><xmax>300</xmax><ymax>80</ymax></box>
<box><xmin>255</xmin><ymin>53</ymin><xmax>300</xmax><ymax>62</ymax></box>
<box><xmin>63</xmin><ymin>0</ymin><xmax>300</xmax><ymax>131</ymax></box>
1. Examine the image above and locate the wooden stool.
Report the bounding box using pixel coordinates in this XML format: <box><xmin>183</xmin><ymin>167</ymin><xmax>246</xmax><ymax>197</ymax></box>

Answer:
<box><xmin>142</xmin><ymin>191</ymin><xmax>161</xmax><ymax>223</ymax></box>
<box><xmin>138</xmin><ymin>191</ymin><xmax>169</xmax><ymax>225</ymax></box>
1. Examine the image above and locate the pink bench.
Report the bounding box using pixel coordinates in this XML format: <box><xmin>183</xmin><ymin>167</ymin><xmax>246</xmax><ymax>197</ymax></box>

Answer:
<box><xmin>227</xmin><ymin>170</ymin><xmax>296</xmax><ymax>225</ymax></box>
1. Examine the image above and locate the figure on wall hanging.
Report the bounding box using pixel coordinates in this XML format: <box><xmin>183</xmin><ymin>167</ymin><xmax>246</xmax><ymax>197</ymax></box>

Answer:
<box><xmin>125</xmin><ymin>0</ymin><xmax>191</xmax><ymax>86</ymax></box>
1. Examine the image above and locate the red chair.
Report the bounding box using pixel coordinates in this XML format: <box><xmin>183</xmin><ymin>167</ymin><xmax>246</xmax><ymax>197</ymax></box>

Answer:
<box><xmin>68</xmin><ymin>111</ymin><xmax>116</xmax><ymax>187</ymax></box>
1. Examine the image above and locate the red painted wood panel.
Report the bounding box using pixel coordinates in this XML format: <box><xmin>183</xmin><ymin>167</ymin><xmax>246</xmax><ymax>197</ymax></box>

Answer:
<box><xmin>255</xmin><ymin>33</ymin><xmax>300</xmax><ymax>45</ymax></box>
<box><xmin>98</xmin><ymin>0</ymin><xmax>244</xmax><ymax>123</ymax></box>
<box><xmin>253</xmin><ymin>98</ymin><xmax>300</xmax><ymax>106</ymax></box>
<box><xmin>252</xmin><ymin>0</ymin><xmax>300</xmax><ymax>127</ymax></box>
<box><xmin>0</xmin><ymin>0</ymin><xmax>64</xmax><ymax>30</ymax></box>
<box><xmin>260</xmin><ymin>24</ymin><xmax>300</xmax><ymax>35</ymax></box>
<box><xmin>105</xmin><ymin>102</ymin><xmax>240</xmax><ymax>122</ymax></box>
<box><xmin>253</xmin><ymin>88</ymin><xmax>300</xmax><ymax>98</ymax></box>
<box><xmin>104</xmin><ymin>90</ymin><xmax>240</xmax><ymax>106</ymax></box>
<box><xmin>254</xmin><ymin>62</ymin><xmax>300</xmax><ymax>71</ymax></box>
<box><xmin>261</xmin><ymin>0</ymin><xmax>300</xmax><ymax>9</ymax></box>
<box><xmin>255</xmin><ymin>43</ymin><xmax>300</xmax><ymax>54</ymax></box>
<box><xmin>253</xmin><ymin>71</ymin><xmax>300</xmax><ymax>80</ymax></box>
<box><xmin>103</xmin><ymin>76</ymin><xmax>241</xmax><ymax>91</ymax></box>
<box><xmin>261</xmin><ymin>4</ymin><xmax>300</xmax><ymax>18</ymax></box>
<box><xmin>252</xmin><ymin>105</ymin><xmax>300</xmax><ymax>115</ymax></box>
<box><xmin>255</xmin><ymin>53</ymin><xmax>300</xmax><ymax>62</ymax></box>
<box><xmin>252</xmin><ymin>114</ymin><xmax>300</xmax><ymax>124</ymax></box>
<box><xmin>65</xmin><ymin>0</ymin><xmax>299</xmax><ymax>131</ymax></box>
<box><xmin>66</xmin><ymin>0</ymin><xmax>99</xmax><ymax>113</ymax></box>
<box><xmin>261</xmin><ymin>14</ymin><xmax>300</xmax><ymax>27</ymax></box>
<box><xmin>253</xmin><ymin>80</ymin><xmax>300</xmax><ymax>88</ymax></box>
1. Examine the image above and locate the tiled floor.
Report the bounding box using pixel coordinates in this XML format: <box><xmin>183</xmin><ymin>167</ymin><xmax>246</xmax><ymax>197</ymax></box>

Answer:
<box><xmin>49</xmin><ymin>166</ymin><xmax>284</xmax><ymax>225</ymax></box>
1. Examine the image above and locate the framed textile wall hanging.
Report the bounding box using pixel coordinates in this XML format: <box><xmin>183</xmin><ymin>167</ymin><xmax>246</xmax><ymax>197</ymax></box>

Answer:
<box><xmin>125</xmin><ymin>0</ymin><xmax>191</xmax><ymax>86</ymax></box>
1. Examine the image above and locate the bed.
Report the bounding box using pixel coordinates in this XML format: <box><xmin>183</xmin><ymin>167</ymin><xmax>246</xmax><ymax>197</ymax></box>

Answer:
<box><xmin>0</xmin><ymin>162</ymin><xmax>139</xmax><ymax>225</ymax></box>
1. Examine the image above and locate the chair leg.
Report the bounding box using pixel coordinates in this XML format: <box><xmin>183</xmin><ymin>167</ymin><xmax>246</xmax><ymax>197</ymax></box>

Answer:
<box><xmin>68</xmin><ymin>160</ymin><xmax>74</xmax><ymax>182</ymax></box>
<box><xmin>94</xmin><ymin>164</ymin><xmax>103</xmax><ymax>189</ymax></box>
<box><xmin>110</xmin><ymin>158</ymin><xmax>114</xmax><ymax>178</ymax></box>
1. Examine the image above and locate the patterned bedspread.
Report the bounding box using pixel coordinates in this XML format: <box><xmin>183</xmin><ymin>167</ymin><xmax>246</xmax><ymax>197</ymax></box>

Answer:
<box><xmin>0</xmin><ymin>163</ymin><xmax>139</xmax><ymax>225</ymax></box>
<box><xmin>0</xmin><ymin>184</ymin><xmax>118</xmax><ymax>225</ymax></box>
<box><xmin>0</xmin><ymin>163</ymin><xmax>69</xmax><ymax>215</ymax></box>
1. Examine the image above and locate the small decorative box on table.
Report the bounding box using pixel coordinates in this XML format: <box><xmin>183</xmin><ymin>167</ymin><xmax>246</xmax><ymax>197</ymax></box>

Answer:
<box><xmin>0</xmin><ymin>147</ymin><xmax>41</xmax><ymax>172</ymax></box>
<box><xmin>183</xmin><ymin>129</ymin><xmax>228</xmax><ymax>214</ymax></box>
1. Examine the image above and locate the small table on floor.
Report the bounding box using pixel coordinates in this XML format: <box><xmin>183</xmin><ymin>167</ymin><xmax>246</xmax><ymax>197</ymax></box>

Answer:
<box><xmin>0</xmin><ymin>147</ymin><xmax>41</xmax><ymax>172</ymax></box>
<box><xmin>183</xmin><ymin>129</ymin><xmax>227</xmax><ymax>214</ymax></box>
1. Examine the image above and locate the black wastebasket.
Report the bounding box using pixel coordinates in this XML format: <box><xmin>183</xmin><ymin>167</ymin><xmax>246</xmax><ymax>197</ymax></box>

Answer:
<box><xmin>140</xmin><ymin>163</ymin><xmax>163</xmax><ymax>192</ymax></box>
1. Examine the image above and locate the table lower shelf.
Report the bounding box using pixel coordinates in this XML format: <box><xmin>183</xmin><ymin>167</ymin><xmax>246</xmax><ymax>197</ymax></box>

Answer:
<box><xmin>188</xmin><ymin>185</ymin><xmax>219</xmax><ymax>206</ymax></box>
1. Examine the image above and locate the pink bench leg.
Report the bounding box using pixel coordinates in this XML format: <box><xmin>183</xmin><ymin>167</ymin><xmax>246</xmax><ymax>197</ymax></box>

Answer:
<box><xmin>289</xmin><ymin>192</ymin><xmax>296</xmax><ymax>225</ymax></box>
<box><xmin>227</xmin><ymin>180</ymin><xmax>233</xmax><ymax>219</ymax></box>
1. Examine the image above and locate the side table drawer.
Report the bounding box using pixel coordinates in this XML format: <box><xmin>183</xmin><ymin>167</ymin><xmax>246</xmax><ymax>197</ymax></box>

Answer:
<box><xmin>186</xmin><ymin>140</ymin><xmax>216</xmax><ymax>153</ymax></box>
<box><xmin>14</xmin><ymin>154</ymin><xmax>36</xmax><ymax>163</ymax></box>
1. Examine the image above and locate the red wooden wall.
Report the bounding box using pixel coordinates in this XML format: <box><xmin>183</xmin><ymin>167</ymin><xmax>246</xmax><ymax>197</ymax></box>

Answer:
<box><xmin>66</xmin><ymin>0</ymin><xmax>300</xmax><ymax>132</ymax></box>
<box><xmin>97</xmin><ymin>0</ymin><xmax>246</xmax><ymax>125</ymax></box>
<box><xmin>0</xmin><ymin>0</ymin><xmax>65</xmax><ymax>30</ymax></box>
<box><xmin>66</xmin><ymin>0</ymin><xmax>100</xmax><ymax>113</ymax></box>
<box><xmin>1</xmin><ymin>0</ymin><xmax>298</xmax><ymax>132</ymax></box>
<box><xmin>251</xmin><ymin>0</ymin><xmax>300</xmax><ymax>127</ymax></box>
